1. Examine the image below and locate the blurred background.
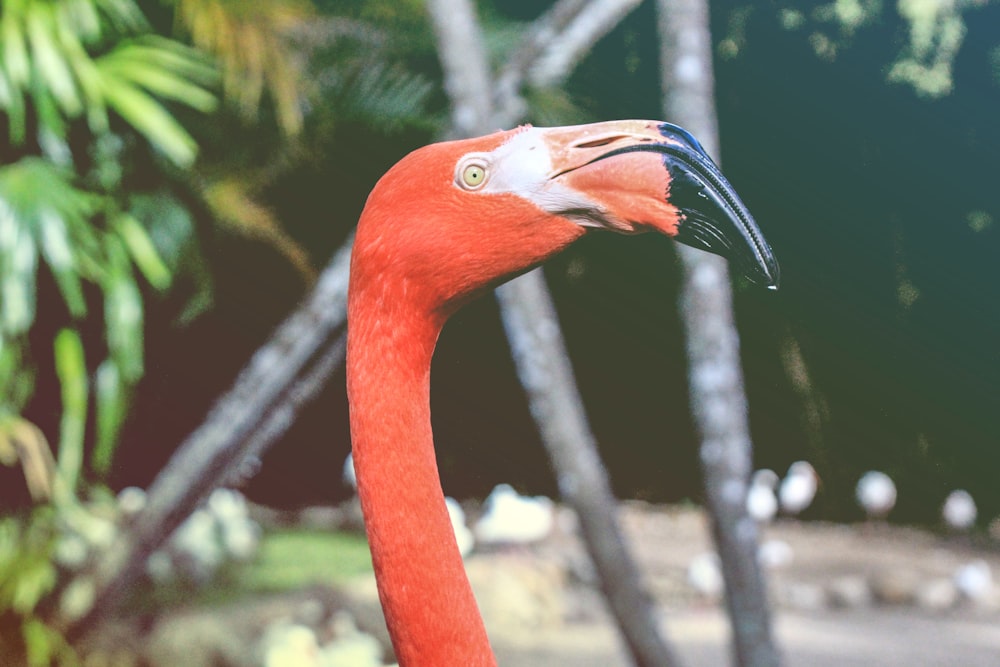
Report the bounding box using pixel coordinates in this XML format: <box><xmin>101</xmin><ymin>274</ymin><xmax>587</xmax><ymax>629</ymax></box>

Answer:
<box><xmin>6</xmin><ymin>0</ymin><xmax>995</xmax><ymax>522</ymax></box>
<box><xmin>1</xmin><ymin>0</ymin><xmax>999</xmax><ymax>663</ymax></box>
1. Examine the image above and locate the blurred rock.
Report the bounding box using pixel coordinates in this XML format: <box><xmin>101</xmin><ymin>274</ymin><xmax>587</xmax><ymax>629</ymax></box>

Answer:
<box><xmin>466</xmin><ymin>555</ymin><xmax>566</xmax><ymax>631</ymax></box>
<box><xmin>827</xmin><ymin>576</ymin><xmax>872</xmax><ymax>608</ymax></box>
<box><xmin>870</xmin><ymin>569</ymin><xmax>919</xmax><ymax>606</ymax></box>
<box><xmin>775</xmin><ymin>581</ymin><xmax>827</xmax><ymax>611</ymax></box>
<box><xmin>915</xmin><ymin>578</ymin><xmax>959</xmax><ymax>611</ymax></box>
<box><xmin>954</xmin><ymin>560</ymin><xmax>995</xmax><ymax>606</ymax></box>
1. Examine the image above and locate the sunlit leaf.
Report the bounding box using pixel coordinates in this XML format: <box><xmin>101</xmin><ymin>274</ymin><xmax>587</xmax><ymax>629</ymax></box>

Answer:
<box><xmin>203</xmin><ymin>177</ymin><xmax>316</xmax><ymax>283</ymax></box>
<box><xmin>128</xmin><ymin>190</ymin><xmax>214</xmax><ymax>324</ymax></box>
<box><xmin>103</xmin><ymin>239</ymin><xmax>144</xmax><ymax>381</ymax></box>
<box><xmin>0</xmin><ymin>66</ymin><xmax>28</xmax><ymax>144</ymax></box>
<box><xmin>60</xmin><ymin>27</ymin><xmax>109</xmax><ymax>134</ymax></box>
<box><xmin>92</xmin><ymin>359</ymin><xmax>123</xmax><ymax>475</ymax></box>
<box><xmin>96</xmin><ymin>38</ymin><xmax>218</xmax><ymax>113</ymax></box>
<box><xmin>0</xmin><ymin>417</ymin><xmax>55</xmax><ymax>502</ymax></box>
<box><xmin>54</xmin><ymin>328</ymin><xmax>87</xmax><ymax>497</ymax></box>
<box><xmin>30</xmin><ymin>74</ymin><xmax>72</xmax><ymax>164</ymax></box>
<box><xmin>11</xmin><ymin>557</ymin><xmax>56</xmax><ymax>615</ymax></box>
<box><xmin>95</xmin><ymin>73</ymin><xmax>199</xmax><ymax>167</ymax></box>
<box><xmin>22</xmin><ymin>618</ymin><xmax>56</xmax><ymax>667</ymax></box>
<box><xmin>1</xmin><ymin>223</ymin><xmax>38</xmax><ymax>336</ymax></box>
<box><xmin>0</xmin><ymin>417</ymin><xmax>19</xmax><ymax>466</ymax></box>
<box><xmin>0</xmin><ymin>158</ymin><xmax>101</xmax><ymax>332</ymax></box>
<box><xmin>0</xmin><ymin>336</ymin><xmax>35</xmax><ymax>415</ymax></box>
<box><xmin>114</xmin><ymin>212</ymin><xmax>171</xmax><ymax>290</ymax></box>
<box><xmin>92</xmin><ymin>0</ymin><xmax>148</xmax><ymax>35</ymax></box>
<box><xmin>38</xmin><ymin>210</ymin><xmax>87</xmax><ymax>317</ymax></box>
<box><xmin>1</xmin><ymin>0</ymin><xmax>32</xmax><ymax>87</ymax></box>
<box><xmin>57</xmin><ymin>0</ymin><xmax>101</xmax><ymax>43</ymax></box>
<box><xmin>175</xmin><ymin>0</ymin><xmax>311</xmax><ymax>136</ymax></box>
<box><xmin>26</xmin><ymin>1</ymin><xmax>82</xmax><ymax>116</ymax></box>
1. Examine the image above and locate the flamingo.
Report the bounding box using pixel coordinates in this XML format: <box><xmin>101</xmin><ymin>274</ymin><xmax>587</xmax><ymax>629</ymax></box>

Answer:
<box><xmin>855</xmin><ymin>470</ymin><xmax>897</xmax><ymax>521</ymax></box>
<box><xmin>746</xmin><ymin>468</ymin><xmax>780</xmax><ymax>524</ymax></box>
<box><xmin>474</xmin><ymin>483</ymin><xmax>554</xmax><ymax>546</ymax></box>
<box><xmin>778</xmin><ymin>460</ymin><xmax>818</xmax><ymax>517</ymax></box>
<box><xmin>346</xmin><ymin>120</ymin><xmax>779</xmax><ymax>666</ymax></box>
<box><xmin>942</xmin><ymin>489</ymin><xmax>977</xmax><ymax>531</ymax></box>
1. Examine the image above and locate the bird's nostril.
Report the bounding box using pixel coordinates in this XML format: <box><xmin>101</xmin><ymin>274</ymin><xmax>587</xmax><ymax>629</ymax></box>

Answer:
<box><xmin>575</xmin><ymin>136</ymin><xmax>623</xmax><ymax>149</ymax></box>
<box><xmin>575</xmin><ymin>135</ymin><xmax>656</xmax><ymax>149</ymax></box>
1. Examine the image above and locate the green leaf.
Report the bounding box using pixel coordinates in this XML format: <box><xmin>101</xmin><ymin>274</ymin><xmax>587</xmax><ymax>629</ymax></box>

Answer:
<box><xmin>115</xmin><ymin>212</ymin><xmax>171</xmax><ymax>290</ymax></box>
<box><xmin>11</xmin><ymin>557</ymin><xmax>56</xmax><ymax>615</ymax></box>
<box><xmin>0</xmin><ymin>66</ymin><xmax>28</xmax><ymax>144</ymax></box>
<box><xmin>22</xmin><ymin>618</ymin><xmax>55</xmax><ymax>667</ymax></box>
<box><xmin>38</xmin><ymin>209</ymin><xmax>87</xmax><ymax>317</ymax></box>
<box><xmin>26</xmin><ymin>1</ymin><xmax>82</xmax><ymax>116</ymax></box>
<box><xmin>90</xmin><ymin>0</ymin><xmax>149</xmax><ymax>35</ymax></box>
<box><xmin>103</xmin><ymin>239</ymin><xmax>144</xmax><ymax>381</ymax></box>
<box><xmin>54</xmin><ymin>328</ymin><xmax>88</xmax><ymax>497</ymax></box>
<box><xmin>98</xmin><ymin>38</ymin><xmax>218</xmax><ymax>112</ymax></box>
<box><xmin>0</xmin><ymin>158</ymin><xmax>102</xmax><ymax>332</ymax></box>
<box><xmin>128</xmin><ymin>191</ymin><xmax>214</xmax><ymax>324</ymax></box>
<box><xmin>0</xmin><ymin>335</ymin><xmax>35</xmax><ymax>415</ymax></box>
<box><xmin>60</xmin><ymin>24</ymin><xmax>109</xmax><ymax>134</ymax></box>
<box><xmin>1</xmin><ymin>0</ymin><xmax>32</xmax><ymax>87</ymax></box>
<box><xmin>57</xmin><ymin>0</ymin><xmax>102</xmax><ymax>44</ymax></box>
<box><xmin>30</xmin><ymin>74</ymin><xmax>72</xmax><ymax>164</ymax></box>
<box><xmin>0</xmin><ymin>222</ymin><xmax>37</xmax><ymax>336</ymax></box>
<box><xmin>96</xmin><ymin>74</ymin><xmax>199</xmax><ymax>167</ymax></box>
<box><xmin>92</xmin><ymin>359</ymin><xmax>123</xmax><ymax>476</ymax></box>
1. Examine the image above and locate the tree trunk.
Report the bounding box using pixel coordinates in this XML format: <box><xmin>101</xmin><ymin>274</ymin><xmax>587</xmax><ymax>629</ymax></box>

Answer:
<box><xmin>657</xmin><ymin>0</ymin><xmax>782</xmax><ymax>665</ymax></box>
<box><xmin>495</xmin><ymin>273</ymin><xmax>682</xmax><ymax>667</ymax></box>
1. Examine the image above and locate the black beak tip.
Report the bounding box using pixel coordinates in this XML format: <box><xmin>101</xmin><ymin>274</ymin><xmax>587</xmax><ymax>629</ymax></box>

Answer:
<box><xmin>652</xmin><ymin>127</ymin><xmax>780</xmax><ymax>291</ymax></box>
<box><xmin>755</xmin><ymin>259</ymin><xmax>781</xmax><ymax>291</ymax></box>
<box><xmin>675</xmin><ymin>211</ymin><xmax>780</xmax><ymax>290</ymax></box>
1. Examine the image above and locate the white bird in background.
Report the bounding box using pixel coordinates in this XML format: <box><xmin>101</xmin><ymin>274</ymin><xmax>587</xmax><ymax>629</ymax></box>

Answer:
<box><xmin>953</xmin><ymin>559</ymin><xmax>994</xmax><ymax>603</ymax></box>
<box><xmin>779</xmin><ymin>461</ymin><xmax>818</xmax><ymax>516</ymax></box>
<box><xmin>474</xmin><ymin>483</ymin><xmax>554</xmax><ymax>545</ymax></box>
<box><xmin>757</xmin><ymin>539</ymin><xmax>794</xmax><ymax>569</ymax></box>
<box><xmin>855</xmin><ymin>470</ymin><xmax>897</xmax><ymax>521</ymax></box>
<box><xmin>747</xmin><ymin>469</ymin><xmax>780</xmax><ymax>524</ymax></box>
<box><xmin>942</xmin><ymin>489</ymin><xmax>977</xmax><ymax>531</ymax></box>
<box><xmin>687</xmin><ymin>551</ymin><xmax>724</xmax><ymax>598</ymax></box>
<box><xmin>342</xmin><ymin>452</ymin><xmax>357</xmax><ymax>490</ymax></box>
<box><xmin>446</xmin><ymin>497</ymin><xmax>475</xmax><ymax>558</ymax></box>
<box><xmin>262</xmin><ymin>623</ymin><xmax>320</xmax><ymax>667</ymax></box>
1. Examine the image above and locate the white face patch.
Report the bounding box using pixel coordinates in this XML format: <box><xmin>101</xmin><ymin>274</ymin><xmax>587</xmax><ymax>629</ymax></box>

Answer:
<box><xmin>453</xmin><ymin>128</ymin><xmax>607</xmax><ymax>228</ymax></box>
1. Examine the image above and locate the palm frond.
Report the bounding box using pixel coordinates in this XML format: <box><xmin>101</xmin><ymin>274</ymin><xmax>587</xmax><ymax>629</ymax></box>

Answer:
<box><xmin>0</xmin><ymin>0</ymin><xmax>218</xmax><ymax>167</ymax></box>
<box><xmin>202</xmin><ymin>176</ymin><xmax>316</xmax><ymax>283</ymax></box>
<box><xmin>0</xmin><ymin>159</ymin><xmax>99</xmax><ymax>335</ymax></box>
<box><xmin>173</xmin><ymin>0</ymin><xmax>312</xmax><ymax>136</ymax></box>
<box><xmin>321</xmin><ymin>58</ymin><xmax>435</xmax><ymax>132</ymax></box>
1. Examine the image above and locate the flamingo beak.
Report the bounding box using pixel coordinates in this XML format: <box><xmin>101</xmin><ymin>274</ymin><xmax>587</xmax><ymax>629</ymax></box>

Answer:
<box><xmin>545</xmin><ymin>120</ymin><xmax>780</xmax><ymax>289</ymax></box>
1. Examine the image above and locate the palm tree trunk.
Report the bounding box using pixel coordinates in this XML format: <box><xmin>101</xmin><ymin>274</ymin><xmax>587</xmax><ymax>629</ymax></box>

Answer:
<box><xmin>657</xmin><ymin>0</ymin><xmax>781</xmax><ymax>665</ymax></box>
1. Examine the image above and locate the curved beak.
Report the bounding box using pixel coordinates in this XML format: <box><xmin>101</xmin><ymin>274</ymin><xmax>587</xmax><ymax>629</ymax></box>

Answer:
<box><xmin>544</xmin><ymin>120</ymin><xmax>780</xmax><ymax>289</ymax></box>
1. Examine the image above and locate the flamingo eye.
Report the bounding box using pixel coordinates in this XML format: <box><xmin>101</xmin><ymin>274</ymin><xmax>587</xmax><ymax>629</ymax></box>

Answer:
<box><xmin>457</xmin><ymin>158</ymin><xmax>489</xmax><ymax>189</ymax></box>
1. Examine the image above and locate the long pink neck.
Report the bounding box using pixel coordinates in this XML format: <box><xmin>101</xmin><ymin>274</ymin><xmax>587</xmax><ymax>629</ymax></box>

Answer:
<box><xmin>346</xmin><ymin>297</ymin><xmax>496</xmax><ymax>667</ymax></box>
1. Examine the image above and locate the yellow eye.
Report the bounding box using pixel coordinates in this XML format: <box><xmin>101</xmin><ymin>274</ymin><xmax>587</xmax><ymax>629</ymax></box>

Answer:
<box><xmin>461</xmin><ymin>163</ymin><xmax>487</xmax><ymax>188</ymax></box>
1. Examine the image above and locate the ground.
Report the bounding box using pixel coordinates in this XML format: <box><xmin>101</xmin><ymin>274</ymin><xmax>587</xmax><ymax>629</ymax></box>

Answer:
<box><xmin>123</xmin><ymin>503</ymin><xmax>1000</xmax><ymax>667</ymax></box>
<box><xmin>486</xmin><ymin>504</ymin><xmax>1000</xmax><ymax>667</ymax></box>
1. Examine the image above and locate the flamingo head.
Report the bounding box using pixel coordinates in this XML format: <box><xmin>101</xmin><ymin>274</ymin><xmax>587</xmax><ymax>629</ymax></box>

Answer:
<box><xmin>352</xmin><ymin>120</ymin><xmax>779</xmax><ymax>318</ymax></box>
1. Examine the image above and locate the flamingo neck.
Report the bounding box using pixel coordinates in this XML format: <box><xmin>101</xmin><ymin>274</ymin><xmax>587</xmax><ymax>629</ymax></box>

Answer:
<box><xmin>346</xmin><ymin>298</ymin><xmax>496</xmax><ymax>667</ymax></box>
